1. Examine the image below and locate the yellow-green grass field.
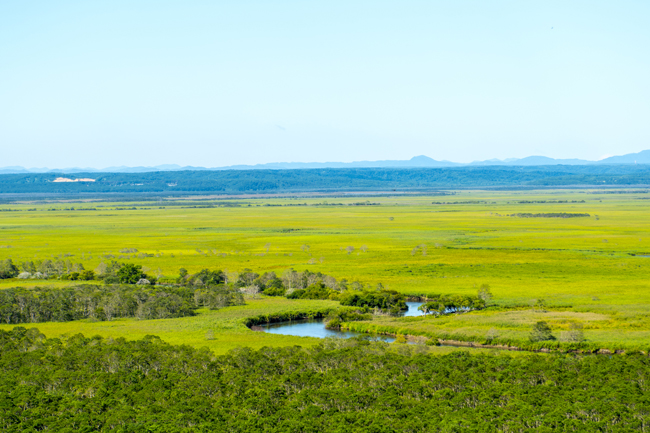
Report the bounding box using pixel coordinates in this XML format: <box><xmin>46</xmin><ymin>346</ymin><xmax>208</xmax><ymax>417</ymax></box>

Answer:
<box><xmin>1</xmin><ymin>189</ymin><xmax>650</xmax><ymax>351</ymax></box>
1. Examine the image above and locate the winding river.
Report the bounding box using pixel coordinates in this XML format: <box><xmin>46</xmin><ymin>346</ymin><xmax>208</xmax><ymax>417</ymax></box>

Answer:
<box><xmin>257</xmin><ymin>302</ymin><xmax>424</xmax><ymax>341</ymax></box>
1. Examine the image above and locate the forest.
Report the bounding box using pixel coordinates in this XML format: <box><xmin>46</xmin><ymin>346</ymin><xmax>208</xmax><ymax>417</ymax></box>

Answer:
<box><xmin>2</xmin><ymin>327</ymin><xmax>649</xmax><ymax>432</ymax></box>
<box><xmin>2</xmin><ymin>164</ymin><xmax>650</xmax><ymax>195</ymax></box>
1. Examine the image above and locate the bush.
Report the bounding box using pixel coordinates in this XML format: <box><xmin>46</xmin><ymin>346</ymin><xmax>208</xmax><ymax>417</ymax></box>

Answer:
<box><xmin>262</xmin><ymin>286</ymin><xmax>286</xmax><ymax>296</ymax></box>
<box><xmin>530</xmin><ymin>321</ymin><xmax>555</xmax><ymax>342</ymax></box>
<box><xmin>0</xmin><ymin>259</ymin><xmax>19</xmax><ymax>279</ymax></box>
<box><xmin>287</xmin><ymin>282</ymin><xmax>333</xmax><ymax>300</ymax></box>
<box><xmin>117</xmin><ymin>264</ymin><xmax>147</xmax><ymax>284</ymax></box>
<box><xmin>339</xmin><ymin>289</ymin><xmax>407</xmax><ymax>312</ymax></box>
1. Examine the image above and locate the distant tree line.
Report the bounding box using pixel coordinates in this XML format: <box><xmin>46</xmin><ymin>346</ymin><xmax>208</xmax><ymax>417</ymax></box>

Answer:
<box><xmin>1</xmin><ymin>258</ymin><xmax>93</xmax><ymax>281</ymax></box>
<box><xmin>509</xmin><ymin>212</ymin><xmax>591</xmax><ymax>218</ymax></box>
<box><xmin>3</xmin><ymin>164</ymin><xmax>650</xmax><ymax>195</ymax></box>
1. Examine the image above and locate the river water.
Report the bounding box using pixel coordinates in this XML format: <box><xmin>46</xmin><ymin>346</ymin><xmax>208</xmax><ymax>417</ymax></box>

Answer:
<box><xmin>257</xmin><ymin>302</ymin><xmax>424</xmax><ymax>341</ymax></box>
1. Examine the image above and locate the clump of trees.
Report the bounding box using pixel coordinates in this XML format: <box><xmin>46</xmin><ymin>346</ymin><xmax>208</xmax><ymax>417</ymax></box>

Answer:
<box><xmin>287</xmin><ymin>282</ymin><xmax>335</xmax><ymax>300</ymax></box>
<box><xmin>339</xmin><ymin>290</ymin><xmax>407</xmax><ymax>315</ymax></box>
<box><xmin>417</xmin><ymin>294</ymin><xmax>486</xmax><ymax>316</ymax></box>
<box><xmin>204</xmin><ymin>268</ymin><xmax>347</xmax><ymax>298</ymax></box>
<box><xmin>0</xmin><ymin>259</ymin><xmax>19</xmax><ymax>279</ymax></box>
<box><xmin>0</xmin><ymin>283</ymin><xmax>244</xmax><ymax>325</ymax></box>
<box><xmin>1</xmin><ymin>259</ymin><xmax>92</xmax><ymax>281</ymax></box>
<box><xmin>98</xmin><ymin>262</ymin><xmax>154</xmax><ymax>285</ymax></box>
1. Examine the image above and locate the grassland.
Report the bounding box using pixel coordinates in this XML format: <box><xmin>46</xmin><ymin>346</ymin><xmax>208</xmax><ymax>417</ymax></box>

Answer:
<box><xmin>1</xmin><ymin>189</ymin><xmax>650</xmax><ymax>351</ymax></box>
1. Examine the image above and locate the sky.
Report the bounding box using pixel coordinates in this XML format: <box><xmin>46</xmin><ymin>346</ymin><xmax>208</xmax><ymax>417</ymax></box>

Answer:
<box><xmin>1</xmin><ymin>0</ymin><xmax>649</xmax><ymax>168</ymax></box>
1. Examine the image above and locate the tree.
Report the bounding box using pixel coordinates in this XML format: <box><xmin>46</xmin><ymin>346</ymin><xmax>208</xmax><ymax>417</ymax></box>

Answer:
<box><xmin>529</xmin><ymin>321</ymin><xmax>555</xmax><ymax>342</ymax></box>
<box><xmin>345</xmin><ymin>246</ymin><xmax>355</xmax><ymax>255</ymax></box>
<box><xmin>237</xmin><ymin>269</ymin><xmax>259</xmax><ymax>287</ymax></box>
<box><xmin>80</xmin><ymin>270</ymin><xmax>95</xmax><ymax>281</ymax></box>
<box><xmin>0</xmin><ymin>259</ymin><xmax>19</xmax><ymax>279</ymax></box>
<box><xmin>21</xmin><ymin>261</ymin><xmax>36</xmax><ymax>274</ymax></box>
<box><xmin>117</xmin><ymin>264</ymin><xmax>146</xmax><ymax>284</ymax></box>
<box><xmin>477</xmin><ymin>284</ymin><xmax>493</xmax><ymax>303</ymax></box>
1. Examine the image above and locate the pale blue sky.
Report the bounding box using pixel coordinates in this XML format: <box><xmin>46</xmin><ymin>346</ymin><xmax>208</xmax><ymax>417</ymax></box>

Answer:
<box><xmin>1</xmin><ymin>1</ymin><xmax>649</xmax><ymax>168</ymax></box>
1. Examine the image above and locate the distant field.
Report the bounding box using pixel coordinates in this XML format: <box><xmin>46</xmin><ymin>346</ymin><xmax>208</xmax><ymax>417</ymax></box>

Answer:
<box><xmin>1</xmin><ymin>189</ymin><xmax>650</xmax><ymax>350</ymax></box>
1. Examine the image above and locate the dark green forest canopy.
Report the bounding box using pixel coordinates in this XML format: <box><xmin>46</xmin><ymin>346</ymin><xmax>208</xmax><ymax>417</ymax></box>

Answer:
<box><xmin>2</xmin><ymin>328</ymin><xmax>649</xmax><ymax>432</ymax></box>
<box><xmin>2</xmin><ymin>165</ymin><xmax>650</xmax><ymax>195</ymax></box>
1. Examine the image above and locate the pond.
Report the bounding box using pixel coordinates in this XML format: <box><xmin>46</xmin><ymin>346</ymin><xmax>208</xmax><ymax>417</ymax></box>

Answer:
<box><xmin>256</xmin><ymin>302</ymin><xmax>424</xmax><ymax>342</ymax></box>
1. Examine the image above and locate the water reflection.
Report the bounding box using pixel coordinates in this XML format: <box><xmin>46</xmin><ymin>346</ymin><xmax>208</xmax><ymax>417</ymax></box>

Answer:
<box><xmin>259</xmin><ymin>319</ymin><xmax>396</xmax><ymax>342</ymax></box>
<box><xmin>402</xmin><ymin>302</ymin><xmax>424</xmax><ymax>317</ymax></box>
<box><xmin>257</xmin><ymin>302</ymin><xmax>425</xmax><ymax>342</ymax></box>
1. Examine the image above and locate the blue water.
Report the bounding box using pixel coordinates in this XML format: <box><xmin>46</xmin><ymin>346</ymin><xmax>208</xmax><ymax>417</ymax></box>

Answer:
<box><xmin>260</xmin><ymin>319</ymin><xmax>396</xmax><ymax>342</ymax></box>
<box><xmin>402</xmin><ymin>302</ymin><xmax>424</xmax><ymax>317</ymax></box>
<box><xmin>257</xmin><ymin>302</ymin><xmax>425</xmax><ymax>342</ymax></box>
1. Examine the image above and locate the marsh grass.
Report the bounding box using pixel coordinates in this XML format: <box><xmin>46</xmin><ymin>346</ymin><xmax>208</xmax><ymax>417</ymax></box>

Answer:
<box><xmin>2</xmin><ymin>190</ymin><xmax>650</xmax><ymax>350</ymax></box>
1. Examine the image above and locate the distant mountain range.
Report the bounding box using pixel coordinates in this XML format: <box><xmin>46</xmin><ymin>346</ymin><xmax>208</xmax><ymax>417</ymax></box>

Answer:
<box><xmin>2</xmin><ymin>150</ymin><xmax>650</xmax><ymax>174</ymax></box>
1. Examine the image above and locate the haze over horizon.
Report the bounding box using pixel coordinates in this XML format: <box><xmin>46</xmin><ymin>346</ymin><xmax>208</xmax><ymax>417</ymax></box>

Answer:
<box><xmin>1</xmin><ymin>1</ymin><xmax>649</xmax><ymax>168</ymax></box>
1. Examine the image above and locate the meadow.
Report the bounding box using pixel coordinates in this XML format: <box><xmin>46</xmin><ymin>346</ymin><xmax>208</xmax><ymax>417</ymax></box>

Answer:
<box><xmin>1</xmin><ymin>189</ymin><xmax>650</xmax><ymax>351</ymax></box>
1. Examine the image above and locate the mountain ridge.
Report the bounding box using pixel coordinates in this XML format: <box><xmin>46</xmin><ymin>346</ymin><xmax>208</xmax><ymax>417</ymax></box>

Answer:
<box><xmin>2</xmin><ymin>150</ymin><xmax>650</xmax><ymax>174</ymax></box>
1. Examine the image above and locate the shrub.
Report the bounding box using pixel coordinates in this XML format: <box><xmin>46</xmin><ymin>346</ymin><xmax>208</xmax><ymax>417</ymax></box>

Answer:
<box><xmin>530</xmin><ymin>321</ymin><xmax>555</xmax><ymax>342</ymax></box>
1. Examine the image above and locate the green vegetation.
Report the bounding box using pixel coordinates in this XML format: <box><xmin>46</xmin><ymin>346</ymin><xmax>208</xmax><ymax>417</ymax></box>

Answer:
<box><xmin>0</xmin><ymin>284</ymin><xmax>244</xmax><ymax>324</ymax></box>
<box><xmin>508</xmin><ymin>212</ymin><xmax>590</xmax><ymax>218</ymax></box>
<box><xmin>3</xmin><ymin>165</ymin><xmax>650</xmax><ymax>195</ymax></box>
<box><xmin>2</xmin><ymin>189</ymin><xmax>650</xmax><ymax>428</ymax></box>
<box><xmin>339</xmin><ymin>289</ymin><xmax>407</xmax><ymax>314</ymax></box>
<box><xmin>2</xmin><ymin>328</ymin><xmax>650</xmax><ymax>432</ymax></box>
<box><xmin>1</xmin><ymin>190</ymin><xmax>650</xmax><ymax>351</ymax></box>
<box><xmin>417</xmin><ymin>294</ymin><xmax>485</xmax><ymax>315</ymax></box>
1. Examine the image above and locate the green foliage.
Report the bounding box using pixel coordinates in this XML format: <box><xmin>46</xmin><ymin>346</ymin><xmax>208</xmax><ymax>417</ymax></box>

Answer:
<box><xmin>182</xmin><ymin>268</ymin><xmax>225</xmax><ymax>286</ymax></box>
<box><xmin>0</xmin><ymin>284</ymin><xmax>244</xmax><ymax>324</ymax></box>
<box><xmin>418</xmin><ymin>294</ymin><xmax>485</xmax><ymax>315</ymax></box>
<box><xmin>530</xmin><ymin>321</ymin><xmax>556</xmax><ymax>342</ymax></box>
<box><xmin>339</xmin><ymin>289</ymin><xmax>407</xmax><ymax>313</ymax></box>
<box><xmin>324</xmin><ymin>308</ymin><xmax>372</xmax><ymax>330</ymax></box>
<box><xmin>116</xmin><ymin>263</ymin><xmax>147</xmax><ymax>284</ymax></box>
<box><xmin>0</xmin><ymin>259</ymin><xmax>19</xmax><ymax>279</ymax></box>
<box><xmin>510</xmin><ymin>212</ymin><xmax>591</xmax><ymax>218</ymax></box>
<box><xmin>4</xmin><ymin>165</ymin><xmax>650</xmax><ymax>195</ymax></box>
<box><xmin>287</xmin><ymin>282</ymin><xmax>334</xmax><ymax>300</ymax></box>
<box><xmin>3</xmin><ymin>191</ymin><xmax>650</xmax><ymax>352</ymax></box>
<box><xmin>477</xmin><ymin>283</ymin><xmax>492</xmax><ymax>303</ymax></box>
<box><xmin>2</xmin><ymin>329</ymin><xmax>650</xmax><ymax>431</ymax></box>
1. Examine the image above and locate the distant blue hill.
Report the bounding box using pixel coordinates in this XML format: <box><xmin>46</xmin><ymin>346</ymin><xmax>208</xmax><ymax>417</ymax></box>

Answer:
<box><xmin>2</xmin><ymin>150</ymin><xmax>650</xmax><ymax>174</ymax></box>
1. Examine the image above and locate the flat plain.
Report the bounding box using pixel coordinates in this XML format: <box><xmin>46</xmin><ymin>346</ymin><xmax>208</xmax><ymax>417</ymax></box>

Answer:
<box><xmin>1</xmin><ymin>189</ymin><xmax>649</xmax><ymax>351</ymax></box>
